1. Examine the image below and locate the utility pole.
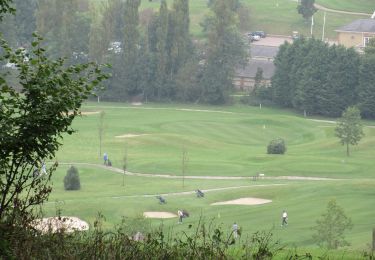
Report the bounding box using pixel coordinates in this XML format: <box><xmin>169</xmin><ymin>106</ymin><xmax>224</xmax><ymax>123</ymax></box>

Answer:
<box><xmin>322</xmin><ymin>11</ymin><xmax>326</xmax><ymax>41</ymax></box>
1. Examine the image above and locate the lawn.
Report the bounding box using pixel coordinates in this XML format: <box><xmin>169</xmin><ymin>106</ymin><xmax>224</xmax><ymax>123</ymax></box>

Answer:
<box><xmin>40</xmin><ymin>102</ymin><xmax>375</xmax><ymax>252</ymax></box>
<box><xmin>316</xmin><ymin>0</ymin><xmax>374</xmax><ymax>13</ymax></box>
<box><xmin>138</xmin><ymin>0</ymin><xmax>370</xmax><ymax>40</ymax></box>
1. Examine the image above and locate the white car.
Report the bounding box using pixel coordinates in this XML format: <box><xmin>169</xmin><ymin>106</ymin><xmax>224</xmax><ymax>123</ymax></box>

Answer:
<box><xmin>247</xmin><ymin>33</ymin><xmax>260</xmax><ymax>42</ymax></box>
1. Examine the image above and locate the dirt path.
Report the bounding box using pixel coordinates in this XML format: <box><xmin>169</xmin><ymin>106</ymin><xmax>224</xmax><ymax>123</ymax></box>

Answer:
<box><xmin>58</xmin><ymin>162</ymin><xmax>341</xmax><ymax>181</ymax></box>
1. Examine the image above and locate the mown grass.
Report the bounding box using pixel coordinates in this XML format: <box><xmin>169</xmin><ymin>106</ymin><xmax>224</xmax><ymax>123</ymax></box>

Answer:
<box><xmin>138</xmin><ymin>0</ymin><xmax>371</xmax><ymax>40</ymax></box>
<box><xmin>41</xmin><ymin>102</ymin><xmax>375</xmax><ymax>251</ymax></box>
<box><xmin>316</xmin><ymin>0</ymin><xmax>374</xmax><ymax>13</ymax></box>
<box><xmin>57</xmin><ymin>102</ymin><xmax>375</xmax><ymax>179</ymax></box>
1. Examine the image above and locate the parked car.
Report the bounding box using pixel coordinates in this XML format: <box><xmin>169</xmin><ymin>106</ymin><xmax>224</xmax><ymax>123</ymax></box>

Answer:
<box><xmin>292</xmin><ymin>31</ymin><xmax>300</xmax><ymax>40</ymax></box>
<box><xmin>247</xmin><ymin>32</ymin><xmax>261</xmax><ymax>42</ymax></box>
<box><xmin>253</xmin><ymin>31</ymin><xmax>266</xmax><ymax>38</ymax></box>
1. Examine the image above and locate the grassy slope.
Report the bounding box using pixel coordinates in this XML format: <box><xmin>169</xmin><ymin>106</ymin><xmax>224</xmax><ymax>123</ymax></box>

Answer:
<box><xmin>43</xmin><ymin>102</ymin><xmax>375</xmax><ymax>251</ymax></box>
<box><xmin>139</xmin><ymin>0</ymin><xmax>370</xmax><ymax>40</ymax></box>
<box><xmin>57</xmin><ymin>102</ymin><xmax>375</xmax><ymax>179</ymax></box>
<box><xmin>316</xmin><ymin>0</ymin><xmax>374</xmax><ymax>13</ymax></box>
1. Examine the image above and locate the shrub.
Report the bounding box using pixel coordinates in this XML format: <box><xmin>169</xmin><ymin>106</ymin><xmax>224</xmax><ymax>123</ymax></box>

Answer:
<box><xmin>267</xmin><ymin>138</ymin><xmax>286</xmax><ymax>154</ymax></box>
<box><xmin>64</xmin><ymin>166</ymin><xmax>81</xmax><ymax>190</ymax></box>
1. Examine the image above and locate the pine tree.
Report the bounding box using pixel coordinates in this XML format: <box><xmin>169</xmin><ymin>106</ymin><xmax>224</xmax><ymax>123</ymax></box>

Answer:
<box><xmin>121</xmin><ymin>0</ymin><xmax>142</xmax><ymax>98</ymax></box>
<box><xmin>297</xmin><ymin>0</ymin><xmax>317</xmax><ymax>21</ymax></box>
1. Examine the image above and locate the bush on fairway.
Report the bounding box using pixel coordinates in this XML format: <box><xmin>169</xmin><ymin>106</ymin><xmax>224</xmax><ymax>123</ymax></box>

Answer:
<box><xmin>267</xmin><ymin>138</ymin><xmax>286</xmax><ymax>154</ymax></box>
<box><xmin>64</xmin><ymin>166</ymin><xmax>81</xmax><ymax>190</ymax></box>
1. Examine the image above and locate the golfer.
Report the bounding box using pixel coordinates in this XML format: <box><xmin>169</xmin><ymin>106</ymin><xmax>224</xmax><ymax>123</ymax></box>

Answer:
<box><xmin>281</xmin><ymin>210</ymin><xmax>288</xmax><ymax>227</ymax></box>
<box><xmin>178</xmin><ymin>210</ymin><xmax>183</xmax><ymax>223</ymax></box>
<box><xmin>232</xmin><ymin>222</ymin><xmax>239</xmax><ymax>239</ymax></box>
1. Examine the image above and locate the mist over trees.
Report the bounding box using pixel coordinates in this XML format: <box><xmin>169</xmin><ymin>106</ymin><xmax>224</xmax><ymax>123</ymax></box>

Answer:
<box><xmin>0</xmin><ymin>0</ymin><xmax>246</xmax><ymax>105</ymax></box>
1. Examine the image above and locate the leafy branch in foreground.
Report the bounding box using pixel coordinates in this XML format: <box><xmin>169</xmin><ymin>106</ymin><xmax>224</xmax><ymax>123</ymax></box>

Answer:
<box><xmin>0</xmin><ymin>33</ymin><xmax>108</xmax><ymax>226</ymax></box>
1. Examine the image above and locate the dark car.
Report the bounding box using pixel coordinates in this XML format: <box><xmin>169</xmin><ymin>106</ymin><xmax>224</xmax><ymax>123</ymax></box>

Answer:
<box><xmin>253</xmin><ymin>31</ymin><xmax>266</xmax><ymax>38</ymax></box>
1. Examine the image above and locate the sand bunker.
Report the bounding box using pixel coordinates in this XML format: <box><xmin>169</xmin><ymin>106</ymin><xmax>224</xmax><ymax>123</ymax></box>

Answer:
<box><xmin>143</xmin><ymin>211</ymin><xmax>177</xmax><ymax>219</ymax></box>
<box><xmin>115</xmin><ymin>134</ymin><xmax>148</xmax><ymax>138</ymax></box>
<box><xmin>31</xmin><ymin>216</ymin><xmax>89</xmax><ymax>233</ymax></box>
<box><xmin>211</xmin><ymin>197</ymin><xmax>272</xmax><ymax>206</ymax></box>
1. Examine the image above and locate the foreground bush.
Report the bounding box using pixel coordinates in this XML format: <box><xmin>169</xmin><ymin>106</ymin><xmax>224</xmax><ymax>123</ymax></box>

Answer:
<box><xmin>267</xmin><ymin>138</ymin><xmax>286</xmax><ymax>154</ymax></box>
<box><xmin>64</xmin><ymin>166</ymin><xmax>81</xmax><ymax>190</ymax></box>
<box><xmin>0</xmin><ymin>215</ymin><xmax>370</xmax><ymax>260</ymax></box>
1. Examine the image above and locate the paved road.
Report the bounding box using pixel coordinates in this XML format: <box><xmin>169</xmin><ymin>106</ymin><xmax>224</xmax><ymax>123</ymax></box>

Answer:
<box><xmin>251</xmin><ymin>36</ymin><xmax>292</xmax><ymax>47</ymax></box>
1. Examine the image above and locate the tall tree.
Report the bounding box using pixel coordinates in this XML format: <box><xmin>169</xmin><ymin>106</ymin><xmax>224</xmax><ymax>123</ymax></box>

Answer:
<box><xmin>335</xmin><ymin>106</ymin><xmax>364</xmax><ymax>156</ymax></box>
<box><xmin>201</xmin><ymin>0</ymin><xmax>247</xmax><ymax>104</ymax></box>
<box><xmin>297</xmin><ymin>0</ymin><xmax>317</xmax><ymax>21</ymax></box>
<box><xmin>13</xmin><ymin>0</ymin><xmax>37</xmax><ymax>45</ymax></box>
<box><xmin>169</xmin><ymin>0</ymin><xmax>191</xmax><ymax>74</ymax></box>
<box><xmin>121</xmin><ymin>0</ymin><xmax>142</xmax><ymax>98</ymax></box>
<box><xmin>154</xmin><ymin>0</ymin><xmax>169</xmax><ymax>100</ymax></box>
<box><xmin>88</xmin><ymin>2</ymin><xmax>111</xmax><ymax>64</ymax></box>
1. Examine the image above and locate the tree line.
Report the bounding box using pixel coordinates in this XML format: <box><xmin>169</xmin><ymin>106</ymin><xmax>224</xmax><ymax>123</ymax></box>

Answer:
<box><xmin>0</xmin><ymin>0</ymin><xmax>247</xmax><ymax>104</ymax></box>
<box><xmin>270</xmin><ymin>37</ymin><xmax>375</xmax><ymax>118</ymax></box>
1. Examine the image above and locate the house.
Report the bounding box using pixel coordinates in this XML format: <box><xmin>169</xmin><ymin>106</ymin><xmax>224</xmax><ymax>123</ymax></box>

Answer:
<box><xmin>335</xmin><ymin>19</ymin><xmax>375</xmax><ymax>49</ymax></box>
<box><xmin>233</xmin><ymin>45</ymin><xmax>277</xmax><ymax>91</ymax></box>
<box><xmin>233</xmin><ymin>59</ymin><xmax>275</xmax><ymax>91</ymax></box>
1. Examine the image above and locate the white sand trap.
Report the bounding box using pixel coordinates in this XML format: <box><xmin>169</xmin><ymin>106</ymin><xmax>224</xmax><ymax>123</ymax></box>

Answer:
<box><xmin>131</xmin><ymin>102</ymin><xmax>143</xmax><ymax>106</ymax></box>
<box><xmin>31</xmin><ymin>216</ymin><xmax>89</xmax><ymax>233</ymax></box>
<box><xmin>143</xmin><ymin>211</ymin><xmax>177</xmax><ymax>219</ymax></box>
<box><xmin>211</xmin><ymin>197</ymin><xmax>272</xmax><ymax>206</ymax></box>
<box><xmin>115</xmin><ymin>134</ymin><xmax>148</xmax><ymax>138</ymax></box>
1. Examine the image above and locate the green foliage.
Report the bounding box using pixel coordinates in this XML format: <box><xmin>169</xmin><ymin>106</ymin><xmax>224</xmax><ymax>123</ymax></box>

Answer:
<box><xmin>267</xmin><ymin>138</ymin><xmax>286</xmax><ymax>154</ymax></box>
<box><xmin>64</xmin><ymin>166</ymin><xmax>81</xmax><ymax>190</ymax></box>
<box><xmin>201</xmin><ymin>0</ymin><xmax>247</xmax><ymax>104</ymax></box>
<box><xmin>271</xmin><ymin>38</ymin><xmax>361</xmax><ymax>117</ymax></box>
<box><xmin>335</xmin><ymin>106</ymin><xmax>364</xmax><ymax>156</ymax></box>
<box><xmin>312</xmin><ymin>199</ymin><xmax>353</xmax><ymax>249</ymax></box>
<box><xmin>0</xmin><ymin>34</ymin><xmax>107</xmax><ymax>226</ymax></box>
<box><xmin>0</xmin><ymin>0</ymin><xmax>15</xmax><ymax>20</ymax></box>
<box><xmin>0</xmin><ymin>215</ymin><xmax>286</xmax><ymax>259</ymax></box>
<box><xmin>358</xmin><ymin>42</ymin><xmax>375</xmax><ymax>118</ymax></box>
<box><xmin>297</xmin><ymin>0</ymin><xmax>317</xmax><ymax>20</ymax></box>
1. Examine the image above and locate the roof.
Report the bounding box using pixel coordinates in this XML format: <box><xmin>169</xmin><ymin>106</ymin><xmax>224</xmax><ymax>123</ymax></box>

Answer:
<box><xmin>235</xmin><ymin>59</ymin><xmax>275</xmax><ymax>79</ymax></box>
<box><xmin>336</xmin><ymin>19</ymin><xmax>375</xmax><ymax>33</ymax></box>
